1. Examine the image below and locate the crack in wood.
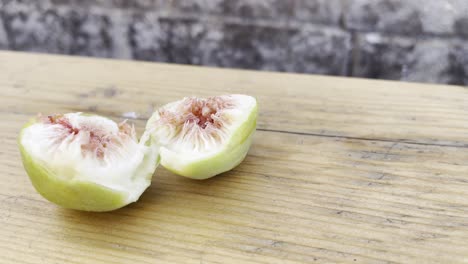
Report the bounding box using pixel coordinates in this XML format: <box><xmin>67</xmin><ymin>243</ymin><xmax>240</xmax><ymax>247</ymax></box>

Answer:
<box><xmin>256</xmin><ymin>128</ymin><xmax>468</xmax><ymax>149</ymax></box>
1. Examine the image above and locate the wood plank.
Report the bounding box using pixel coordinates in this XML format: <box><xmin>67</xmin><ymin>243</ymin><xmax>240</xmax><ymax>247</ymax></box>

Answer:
<box><xmin>1</xmin><ymin>51</ymin><xmax>468</xmax><ymax>147</ymax></box>
<box><xmin>3</xmin><ymin>112</ymin><xmax>468</xmax><ymax>264</ymax></box>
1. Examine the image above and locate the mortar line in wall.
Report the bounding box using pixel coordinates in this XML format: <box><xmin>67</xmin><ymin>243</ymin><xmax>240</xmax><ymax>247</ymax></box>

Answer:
<box><xmin>160</xmin><ymin>11</ymin><xmax>468</xmax><ymax>41</ymax></box>
<box><xmin>348</xmin><ymin>29</ymin><xmax>468</xmax><ymax>41</ymax></box>
<box><xmin>154</xmin><ymin>12</ymin><xmax>346</xmax><ymax>31</ymax></box>
<box><xmin>138</xmin><ymin>11</ymin><xmax>468</xmax><ymax>41</ymax></box>
<box><xmin>348</xmin><ymin>31</ymin><xmax>361</xmax><ymax>77</ymax></box>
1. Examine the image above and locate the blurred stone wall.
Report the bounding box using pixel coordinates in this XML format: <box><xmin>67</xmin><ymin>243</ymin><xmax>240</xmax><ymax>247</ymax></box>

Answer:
<box><xmin>0</xmin><ymin>0</ymin><xmax>467</xmax><ymax>85</ymax></box>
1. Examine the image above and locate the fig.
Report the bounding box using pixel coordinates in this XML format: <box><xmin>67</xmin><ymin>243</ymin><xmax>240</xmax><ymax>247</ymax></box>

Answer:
<box><xmin>146</xmin><ymin>94</ymin><xmax>257</xmax><ymax>179</ymax></box>
<box><xmin>18</xmin><ymin>113</ymin><xmax>159</xmax><ymax>212</ymax></box>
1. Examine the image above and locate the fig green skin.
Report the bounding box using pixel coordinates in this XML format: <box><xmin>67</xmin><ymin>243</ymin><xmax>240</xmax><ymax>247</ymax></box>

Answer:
<box><xmin>20</xmin><ymin>145</ymin><xmax>127</xmax><ymax>211</ymax></box>
<box><xmin>156</xmin><ymin>103</ymin><xmax>258</xmax><ymax>180</ymax></box>
<box><xmin>18</xmin><ymin>119</ymin><xmax>155</xmax><ymax>212</ymax></box>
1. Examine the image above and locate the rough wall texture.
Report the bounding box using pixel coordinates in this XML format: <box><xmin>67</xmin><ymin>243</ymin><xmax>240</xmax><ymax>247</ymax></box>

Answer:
<box><xmin>0</xmin><ymin>0</ymin><xmax>467</xmax><ymax>85</ymax></box>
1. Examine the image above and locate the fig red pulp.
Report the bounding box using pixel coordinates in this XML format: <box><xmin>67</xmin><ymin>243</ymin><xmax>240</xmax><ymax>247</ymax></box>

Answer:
<box><xmin>42</xmin><ymin>114</ymin><xmax>132</xmax><ymax>159</ymax></box>
<box><xmin>159</xmin><ymin>97</ymin><xmax>234</xmax><ymax>129</ymax></box>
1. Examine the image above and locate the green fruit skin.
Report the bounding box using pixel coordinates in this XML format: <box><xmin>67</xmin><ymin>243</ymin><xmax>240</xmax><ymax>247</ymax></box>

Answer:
<box><xmin>18</xmin><ymin>119</ymin><xmax>153</xmax><ymax>212</ymax></box>
<box><xmin>19</xmin><ymin>144</ymin><xmax>128</xmax><ymax>212</ymax></box>
<box><xmin>160</xmin><ymin>102</ymin><xmax>258</xmax><ymax>180</ymax></box>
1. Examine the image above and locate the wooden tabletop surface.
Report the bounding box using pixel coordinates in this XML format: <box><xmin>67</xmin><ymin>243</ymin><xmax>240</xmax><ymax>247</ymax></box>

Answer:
<box><xmin>1</xmin><ymin>51</ymin><xmax>468</xmax><ymax>264</ymax></box>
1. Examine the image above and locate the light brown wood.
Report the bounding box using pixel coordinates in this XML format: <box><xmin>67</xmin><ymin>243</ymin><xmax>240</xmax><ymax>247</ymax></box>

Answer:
<box><xmin>1</xmin><ymin>51</ymin><xmax>468</xmax><ymax>263</ymax></box>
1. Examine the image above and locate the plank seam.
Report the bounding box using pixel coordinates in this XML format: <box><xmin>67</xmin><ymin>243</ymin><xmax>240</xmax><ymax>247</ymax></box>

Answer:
<box><xmin>257</xmin><ymin>128</ymin><xmax>468</xmax><ymax>149</ymax></box>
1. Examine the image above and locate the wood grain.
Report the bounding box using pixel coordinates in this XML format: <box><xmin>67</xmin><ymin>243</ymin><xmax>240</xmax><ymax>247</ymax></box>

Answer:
<box><xmin>1</xmin><ymin>52</ymin><xmax>468</xmax><ymax>147</ymax></box>
<box><xmin>1</xmin><ymin>51</ymin><xmax>468</xmax><ymax>263</ymax></box>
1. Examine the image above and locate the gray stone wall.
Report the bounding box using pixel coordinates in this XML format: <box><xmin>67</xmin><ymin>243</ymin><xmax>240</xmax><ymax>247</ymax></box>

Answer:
<box><xmin>1</xmin><ymin>0</ymin><xmax>467</xmax><ymax>85</ymax></box>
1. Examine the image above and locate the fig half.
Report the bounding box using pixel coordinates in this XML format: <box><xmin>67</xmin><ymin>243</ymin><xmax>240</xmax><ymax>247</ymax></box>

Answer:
<box><xmin>18</xmin><ymin>113</ymin><xmax>159</xmax><ymax>212</ymax></box>
<box><xmin>146</xmin><ymin>94</ymin><xmax>258</xmax><ymax>179</ymax></box>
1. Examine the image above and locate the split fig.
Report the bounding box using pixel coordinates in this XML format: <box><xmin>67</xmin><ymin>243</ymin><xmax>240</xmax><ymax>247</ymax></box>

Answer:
<box><xmin>18</xmin><ymin>113</ymin><xmax>159</xmax><ymax>212</ymax></box>
<box><xmin>146</xmin><ymin>94</ymin><xmax>257</xmax><ymax>179</ymax></box>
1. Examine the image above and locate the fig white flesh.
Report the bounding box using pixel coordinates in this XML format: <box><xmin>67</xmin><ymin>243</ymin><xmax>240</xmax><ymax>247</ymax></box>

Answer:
<box><xmin>18</xmin><ymin>113</ymin><xmax>159</xmax><ymax>212</ymax></box>
<box><xmin>146</xmin><ymin>94</ymin><xmax>257</xmax><ymax>179</ymax></box>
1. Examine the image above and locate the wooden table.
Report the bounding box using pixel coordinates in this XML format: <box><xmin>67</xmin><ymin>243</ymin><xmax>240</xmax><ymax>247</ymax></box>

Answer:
<box><xmin>1</xmin><ymin>51</ymin><xmax>468</xmax><ymax>264</ymax></box>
